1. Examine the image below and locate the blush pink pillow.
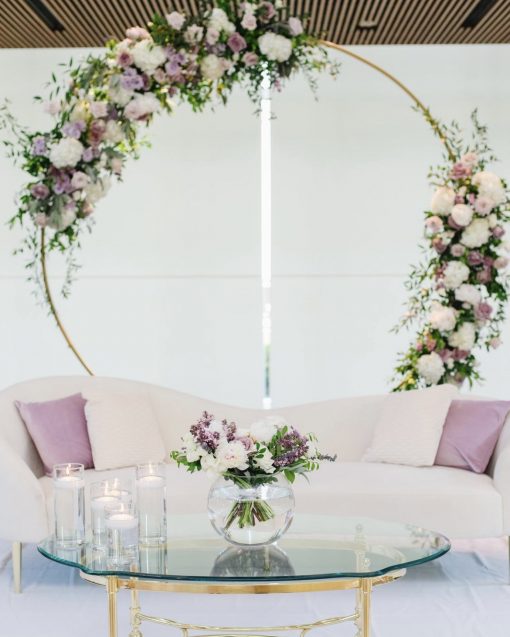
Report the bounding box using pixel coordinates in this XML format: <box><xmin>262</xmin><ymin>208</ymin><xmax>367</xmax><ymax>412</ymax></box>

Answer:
<box><xmin>15</xmin><ymin>393</ymin><xmax>93</xmax><ymax>475</ymax></box>
<box><xmin>435</xmin><ymin>400</ymin><xmax>510</xmax><ymax>473</ymax></box>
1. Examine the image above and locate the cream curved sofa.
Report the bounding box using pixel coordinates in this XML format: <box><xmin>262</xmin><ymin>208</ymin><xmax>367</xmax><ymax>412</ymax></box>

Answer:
<box><xmin>2</xmin><ymin>376</ymin><xmax>510</xmax><ymax>592</ymax></box>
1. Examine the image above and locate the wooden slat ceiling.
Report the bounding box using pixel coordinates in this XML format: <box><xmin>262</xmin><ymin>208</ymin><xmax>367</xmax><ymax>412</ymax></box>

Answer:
<box><xmin>1</xmin><ymin>0</ymin><xmax>510</xmax><ymax>48</ymax></box>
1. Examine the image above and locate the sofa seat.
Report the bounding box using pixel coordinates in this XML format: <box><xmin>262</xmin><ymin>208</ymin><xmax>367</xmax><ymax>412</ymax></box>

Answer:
<box><xmin>39</xmin><ymin>460</ymin><xmax>503</xmax><ymax>540</ymax></box>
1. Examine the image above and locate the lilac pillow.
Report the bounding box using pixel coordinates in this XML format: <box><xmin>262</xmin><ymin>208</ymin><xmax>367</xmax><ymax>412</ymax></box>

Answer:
<box><xmin>15</xmin><ymin>393</ymin><xmax>93</xmax><ymax>475</ymax></box>
<box><xmin>435</xmin><ymin>400</ymin><xmax>510</xmax><ymax>473</ymax></box>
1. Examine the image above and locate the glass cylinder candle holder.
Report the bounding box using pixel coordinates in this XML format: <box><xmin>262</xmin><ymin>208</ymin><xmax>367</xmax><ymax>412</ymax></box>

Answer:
<box><xmin>105</xmin><ymin>501</ymin><xmax>139</xmax><ymax>567</ymax></box>
<box><xmin>136</xmin><ymin>463</ymin><xmax>167</xmax><ymax>546</ymax></box>
<box><xmin>90</xmin><ymin>480</ymin><xmax>131</xmax><ymax>550</ymax></box>
<box><xmin>53</xmin><ymin>463</ymin><xmax>85</xmax><ymax>547</ymax></box>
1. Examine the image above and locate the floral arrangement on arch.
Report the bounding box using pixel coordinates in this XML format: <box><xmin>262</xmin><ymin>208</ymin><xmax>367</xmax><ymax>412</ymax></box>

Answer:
<box><xmin>1</xmin><ymin>0</ymin><xmax>335</xmax><ymax>295</ymax></box>
<box><xmin>393</xmin><ymin>114</ymin><xmax>510</xmax><ymax>391</ymax></box>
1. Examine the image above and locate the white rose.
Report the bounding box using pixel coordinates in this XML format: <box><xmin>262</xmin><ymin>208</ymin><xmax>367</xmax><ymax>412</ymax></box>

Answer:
<box><xmin>451</xmin><ymin>203</ymin><xmax>473</xmax><ymax>227</ymax></box>
<box><xmin>124</xmin><ymin>93</ymin><xmax>160</xmax><ymax>121</ymax></box>
<box><xmin>49</xmin><ymin>138</ymin><xmax>84</xmax><ymax>168</ymax></box>
<box><xmin>487</xmin><ymin>213</ymin><xmax>498</xmax><ymax>229</ymax></box>
<box><xmin>430</xmin><ymin>186</ymin><xmax>455</xmax><ymax>216</ymax></box>
<box><xmin>250</xmin><ymin>416</ymin><xmax>284</xmax><ymax>443</ymax></box>
<box><xmin>472</xmin><ymin>171</ymin><xmax>506</xmax><ymax>206</ymax></box>
<box><xmin>131</xmin><ymin>40</ymin><xmax>166</xmax><ymax>74</ymax></box>
<box><xmin>454</xmin><ymin>284</ymin><xmax>481</xmax><ymax>306</ymax></box>
<box><xmin>216</xmin><ymin>440</ymin><xmax>249</xmax><ymax>471</ymax></box>
<box><xmin>84</xmin><ymin>176</ymin><xmax>111</xmax><ymax>205</ymax></box>
<box><xmin>258</xmin><ymin>32</ymin><xmax>293</xmax><ymax>62</ymax></box>
<box><xmin>200</xmin><ymin>453</ymin><xmax>223</xmax><ymax>476</ymax></box>
<box><xmin>449</xmin><ymin>322</ymin><xmax>476</xmax><ymax>351</ymax></box>
<box><xmin>442</xmin><ymin>261</ymin><xmax>470</xmax><ymax>289</ymax></box>
<box><xmin>254</xmin><ymin>447</ymin><xmax>275</xmax><ymax>474</ymax></box>
<box><xmin>429</xmin><ymin>303</ymin><xmax>456</xmax><ymax>332</ymax></box>
<box><xmin>209</xmin><ymin>7</ymin><xmax>235</xmax><ymax>33</ymax></box>
<box><xmin>200</xmin><ymin>54</ymin><xmax>225</xmax><ymax>81</ymax></box>
<box><xmin>166</xmin><ymin>11</ymin><xmax>185</xmax><ymax>30</ymax></box>
<box><xmin>461</xmin><ymin>218</ymin><xmax>491</xmax><ymax>249</ymax></box>
<box><xmin>417</xmin><ymin>352</ymin><xmax>445</xmax><ymax>385</ymax></box>
<box><xmin>104</xmin><ymin>120</ymin><xmax>125</xmax><ymax>143</ymax></box>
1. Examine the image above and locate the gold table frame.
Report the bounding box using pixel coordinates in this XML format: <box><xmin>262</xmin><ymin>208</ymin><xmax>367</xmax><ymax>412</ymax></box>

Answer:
<box><xmin>81</xmin><ymin>569</ymin><xmax>405</xmax><ymax>637</ymax></box>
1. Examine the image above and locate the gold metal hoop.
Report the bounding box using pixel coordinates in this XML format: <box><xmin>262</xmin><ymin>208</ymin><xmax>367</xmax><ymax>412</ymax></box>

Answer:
<box><xmin>40</xmin><ymin>43</ymin><xmax>454</xmax><ymax>375</ymax></box>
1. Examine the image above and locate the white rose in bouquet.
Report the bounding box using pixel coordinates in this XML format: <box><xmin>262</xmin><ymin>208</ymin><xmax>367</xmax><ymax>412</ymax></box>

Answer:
<box><xmin>200</xmin><ymin>54</ymin><xmax>226</xmax><ymax>81</ymax></box>
<box><xmin>442</xmin><ymin>261</ymin><xmax>470</xmax><ymax>289</ymax></box>
<box><xmin>131</xmin><ymin>40</ymin><xmax>166</xmax><ymax>73</ymax></box>
<box><xmin>472</xmin><ymin>171</ymin><xmax>506</xmax><ymax>206</ymax></box>
<box><xmin>451</xmin><ymin>203</ymin><xmax>473</xmax><ymax>227</ymax></box>
<box><xmin>449</xmin><ymin>322</ymin><xmax>476</xmax><ymax>351</ymax></box>
<box><xmin>461</xmin><ymin>218</ymin><xmax>491</xmax><ymax>249</ymax></box>
<box><xmin>455</xmin><ymin>284</ymin><xmax>481</xmax><ymax>306</ymax></box>
<box><xmin>216</xmin><ymin>440</ymin><xmax>249</xmax><ymax>471</ymax></box>
<box><xmin>429</xmin><ymin>303</ymin><xmax>456</xmax><ymax>332</ymax></box>
<box><xmin>104</xmin><ymin>120</ymin><xmax>125</xmax><ymax>143</ymax></box>
<box><xmin>258</xmin><ymin>33</ymin><xmax>293</xmax><ymax>62</ymax></box>
<box><xmin>209</xmin><ymin>7</ymin><xmax>235</xmax><ymax>33</ymax></box>
<box><xmin>417</xmin><ymin>352</ymin><xmax>445</xmax><ymax>385</ymax></box>
<box><xmin>49</xmin><ymin>138</ymin><xmax>84</xmax><ymax>168</ymax></box>
<box><xmin>430</xmin><ymin>186</ymin><xmax>455</xmax><ymax>215</ymax></box>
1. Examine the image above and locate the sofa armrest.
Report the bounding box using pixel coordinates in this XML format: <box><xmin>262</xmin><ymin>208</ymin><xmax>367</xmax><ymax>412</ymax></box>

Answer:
<box><xmin>0</xmin><ymin>440</ymin><xmax>49</xmax><ymax>542</ymax></box>
<box><xmin>489</xmin><ymin>415</ymin><xmax>510</xmax><ymax>534</ymax></box>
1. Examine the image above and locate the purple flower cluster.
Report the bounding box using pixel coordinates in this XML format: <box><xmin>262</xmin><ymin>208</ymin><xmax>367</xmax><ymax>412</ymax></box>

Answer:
<box><xmin>273</xmin><ymin>428</ymin><xmax>309</xmax><ymax>469</ymax></box>
<box><xmin>190</xmin><ymin>411</ymin><xmax>237</xmax><ymax>453</ymax></box>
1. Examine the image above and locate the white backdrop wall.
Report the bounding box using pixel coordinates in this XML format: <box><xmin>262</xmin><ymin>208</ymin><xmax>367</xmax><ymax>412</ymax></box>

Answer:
<box><xmin>0</xmin><ymin>44</ymin><xmax>509</xmax><ymax>407</ymax></box>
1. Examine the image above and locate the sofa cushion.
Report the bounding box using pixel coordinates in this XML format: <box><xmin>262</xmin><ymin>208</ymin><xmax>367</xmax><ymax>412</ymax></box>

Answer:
<box><xmin>363</xmin><ymin>385</ymin><xmax>457</xmax><ymax>467</ymax></box>
<box><xmin>435</xmin><ymin>399</ymin><xmax>510</xmax><ymax>473</ymax></box>
<box><xmin>15</xmin><ymin>393</ymin><xmax>93</xmax><ymax>475</ymax></box>
<box><xmin>84</xmin><ymin>390</ymin><xmax>165</xmax><ymax>470</ymax></box>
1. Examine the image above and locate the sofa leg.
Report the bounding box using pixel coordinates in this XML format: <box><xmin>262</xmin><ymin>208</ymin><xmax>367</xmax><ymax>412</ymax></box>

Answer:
<box><xmin>12</xmin><ymin>542</ymin><xmax>22</xmax><ymax>594</ymax></box>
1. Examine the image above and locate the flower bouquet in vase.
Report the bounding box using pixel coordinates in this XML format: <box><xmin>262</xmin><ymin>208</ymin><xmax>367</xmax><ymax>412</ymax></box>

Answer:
<box><xmin>170</xmin><ymin>412</ymin><xmax>336</xmax><ymax>546</ymax></box>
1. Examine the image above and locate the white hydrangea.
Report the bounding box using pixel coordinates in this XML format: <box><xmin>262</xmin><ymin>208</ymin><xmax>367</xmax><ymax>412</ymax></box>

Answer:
<box><xmin>461</xmin><ymin>218</ymin><xmax>491</xmax><ymax>249</ymax></box>
<box><xmin>216</xmin><ymin>440</ymin><xmax>249</xmax><ymax>471</ymax></box>
<box><xmin>472</xmin><ymin>171</ymin><xmax>506</xmax><ymax>206</ymax></box>
<box><xmin>131</xmin><ymin>40</ymin><xmax>166</xmax><ymax>73</ymax></box>
<box><xmin>417</xmin><ymin>352</ymin><xmax>445</xmax><ymax>385</ymax></box>
<box><xmin>253</xmin><ymin>447</ymin><xmax>275</xmax><ymax>474</ymax></box>
<box><xmin>429</xmin><ymin>303</ymin><xmax>456</xmax><ymax>332</ymax></box>
<box><xmin>104</xmin><ymin>120</ymin><xmax>125</xmax><ymax>143</ymax></box>
<box><xmin>451</xmin><ymin>203</ymin><xmax>473</xmax><ymax>227</ymax></box>
<box><xmin>449</xmin><ymin>322</ymin><xmax>476</xmax><ymax>351</ymax></box>
<box><xmin>454</xmin><ymin>284</ymin><xmax>481</xmax><ymax>306</ymax></box>
<box><xmin>181</xmin><ymin>433</ymin><xmax>202</xmax><ymax>463</ymax></box>
<box><xmin>49</xmin><ymin>137</ymin><xmax>84</xmax><ymax>168</ymax></box>
<box><xmin>200</xmin><ymin>54</ymin><xmax>226</xmax><ymax>81</ymax></box>
<box><xmin>84</xmin><ymin>176</ymin><xmax>111</xmax><ymax>205</ymax></box>
<box><xmin>430</xmin><ymin>186</ymin><xmax>455</xmax><ymax>216</ymax></box>
<box><xmin>258</xmin><ymin>32</ymin><xmax>293</xmax><ymax>62</ymax></box>
<box><xmin>209</xmin><ymin>7</ymin><xmax>235</xmax><ymax>33</ymax></box>
<box><xmin>442</xmin><ymin>261</ymin><xmax>470</xmax><ymax>289</ymax></box>
<box><xmin>166</xmin><ymin>11</ymin><xmax>185</xmax><ymax>30</ymax></box>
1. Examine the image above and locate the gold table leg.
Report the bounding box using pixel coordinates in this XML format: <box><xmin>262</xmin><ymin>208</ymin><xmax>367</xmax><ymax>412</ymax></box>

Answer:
<box><xmin>129</xmin><ymin>586</ymin><xmax>143</xmax><ymax>637</ymax></box>
<box><xmin>360</xmin><ymin>579</ymin><xmax>372</xmax><ymax>637</ymax></box>
<box><xmin>106</xmin><ymin>576</ymin><xmax>118</xmax><ymax>637</ymax></box>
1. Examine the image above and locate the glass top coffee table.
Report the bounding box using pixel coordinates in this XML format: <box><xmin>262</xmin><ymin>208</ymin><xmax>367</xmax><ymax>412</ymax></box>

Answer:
<box><xmin>38</xmin><ymin>514</ymin><xmax>450</xmax><ymax>637</ymax></box>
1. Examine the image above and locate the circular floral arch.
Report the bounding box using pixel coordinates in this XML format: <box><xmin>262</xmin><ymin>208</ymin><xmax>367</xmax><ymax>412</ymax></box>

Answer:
<box><xmin>2</xmin><ymin>1</ymin><xmax>509</xmax><ymax>391</ymax></box>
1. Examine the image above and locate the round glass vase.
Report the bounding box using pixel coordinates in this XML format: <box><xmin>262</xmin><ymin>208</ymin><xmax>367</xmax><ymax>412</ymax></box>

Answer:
<box><xmin>207</xmin><ymin>473</ymin><xmax>295</xmax><ymax>547</ymax></box>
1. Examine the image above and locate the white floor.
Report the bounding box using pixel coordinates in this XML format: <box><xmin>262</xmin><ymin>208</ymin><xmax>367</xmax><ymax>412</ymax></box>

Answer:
<box><xmin>1</xmin><ymin>539</ymin><xmax>509</xmax><ymax>637</ymax></box>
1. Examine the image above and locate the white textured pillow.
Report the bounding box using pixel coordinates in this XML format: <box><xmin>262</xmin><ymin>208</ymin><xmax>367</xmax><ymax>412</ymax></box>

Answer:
<box><xmin>363</xmin><ymin>384</ymin><xmax>458</xmax><ymax>466</ymax></box>
<box><xmin>84</xmin><ymin>391</ymin><xmax>165</xmax><ymax>470</ymax></box>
